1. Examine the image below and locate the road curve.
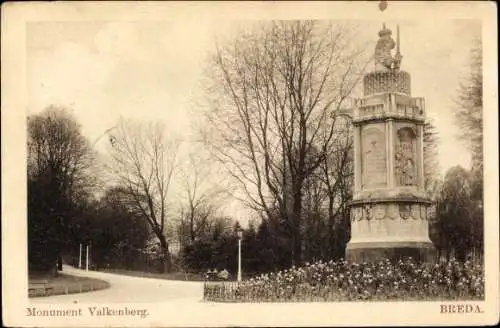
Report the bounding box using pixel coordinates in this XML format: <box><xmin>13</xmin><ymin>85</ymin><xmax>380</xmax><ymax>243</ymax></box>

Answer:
<box><xmin>31</xmin><ymin>265</ymin><xmax>204</xmax><ymax>304</ymax></box>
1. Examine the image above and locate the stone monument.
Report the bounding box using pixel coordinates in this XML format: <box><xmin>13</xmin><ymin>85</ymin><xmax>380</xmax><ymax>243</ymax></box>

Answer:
<box><xmin>344</xmin><ymin>24</ymin><xmax>435</xmax><ymax>263</ymax></box>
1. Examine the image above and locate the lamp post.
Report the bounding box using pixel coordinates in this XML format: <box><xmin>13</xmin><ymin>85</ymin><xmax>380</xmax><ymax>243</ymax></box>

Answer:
<box><xmin>78</xmin><ymin>243</ymin><xmax>82</xmax><ymax>269</ymax></box>
<box><xmin>237</xmin><ymin>228</ymin><xmax>243</xmax><ymax>282</ymax></box>
<box><xmin>86</xmin><ymin>242</ymin><xmax>90</xmax><ymax>271</ymax></box>
<box><xmin>92</xmin><ymin>126</ymin><xmax>117</xmax><ymax>147</ymax></box>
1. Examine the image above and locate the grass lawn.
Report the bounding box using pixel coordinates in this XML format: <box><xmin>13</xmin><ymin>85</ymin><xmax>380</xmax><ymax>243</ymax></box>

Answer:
<box><xmin>98</xmin><ymin>268</ymin><xmax>205</xmax><ymax>282</ymax></box>
<box><xmin>28</xmin><ymin>273</ymin><xmax>110</xmax><ymax>298</ymax></box>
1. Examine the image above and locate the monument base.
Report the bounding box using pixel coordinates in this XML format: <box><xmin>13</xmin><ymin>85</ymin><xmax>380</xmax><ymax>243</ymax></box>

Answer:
<box><xmin>346</xmin><ymin>241</ymin><xmax>436</xmax><ymax>263</ymax></box>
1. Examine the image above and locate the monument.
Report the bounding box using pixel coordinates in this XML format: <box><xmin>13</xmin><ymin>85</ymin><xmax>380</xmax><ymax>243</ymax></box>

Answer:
<box><xmin>344</xmin><ymin>24</ymin><xmax>436</xmax><ymax>262</ymax></box>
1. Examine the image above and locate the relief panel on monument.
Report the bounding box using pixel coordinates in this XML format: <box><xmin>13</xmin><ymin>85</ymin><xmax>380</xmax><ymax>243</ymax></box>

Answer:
<box><xmin>361</xmin><ymin>125</ymin><xmax>387</xmax><ymax>188</ymax></box>
<box><xmin>394</xmin><ymin>126</ymin><xmax>418</xmax><ymax>186</ymax></box>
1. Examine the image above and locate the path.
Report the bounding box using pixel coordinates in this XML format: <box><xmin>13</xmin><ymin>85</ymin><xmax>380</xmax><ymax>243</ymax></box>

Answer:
<box><xmin>31</xmin><ymin>265</ymin><xmax>203</xmax><ymax>304</ymax></box>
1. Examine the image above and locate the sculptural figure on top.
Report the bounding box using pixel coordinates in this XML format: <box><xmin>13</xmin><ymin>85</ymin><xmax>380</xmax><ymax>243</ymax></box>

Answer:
<box><xmin>374</xmin><ymin>24</ymin><xmax>402</xmax><ymax>71</ymax></box>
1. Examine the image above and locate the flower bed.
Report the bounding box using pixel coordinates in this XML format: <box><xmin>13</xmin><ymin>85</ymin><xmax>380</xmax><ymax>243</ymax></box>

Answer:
<box><xmin>203</xmin><ymin>258</ymin><xmax>484</xmax><ymax>302</ymax></box>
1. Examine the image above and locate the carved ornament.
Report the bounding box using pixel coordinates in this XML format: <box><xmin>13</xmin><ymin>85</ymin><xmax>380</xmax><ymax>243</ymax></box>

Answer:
<box><xmin>373</xmin><ymin>205</ymin><xmax>386</xmax><ymax>220</ymax></box>
<box><xmin>411</xmin><ymin>204</ymin><xmax>421</xmax><ymax>220</ymax></box>
<box><xmin>387</xmin><ymin>204</ymin><xmax>399</xmax><ymax>220</ymax></box>
<box><xmin>399</xmin><ymin>204</ymin><xmax>411</xmax><ymax>220</ymax></box>
<box><xmin>420</xmin><ymin>205</ymin><xmax>427</xmax><ymax>220</ymax></box>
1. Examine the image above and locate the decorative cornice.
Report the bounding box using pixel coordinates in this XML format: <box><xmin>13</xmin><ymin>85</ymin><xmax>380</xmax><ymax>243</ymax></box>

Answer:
<box><xmin>348</xmin><ymin>197</ymin><xmax>432</xmax><ymax>206</ymax></box>
<box><xmin>349</xmin><ymin>202</ymin><xmax>431</xmax><ymax>222</ymax></box>
<box><xmin>352</xmin><ymin>115</ymin><xmax>425</xmax><ymax>125</ymax></box>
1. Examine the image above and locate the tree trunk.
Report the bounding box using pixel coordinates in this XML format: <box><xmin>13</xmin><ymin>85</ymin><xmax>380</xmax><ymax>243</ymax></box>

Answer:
<box><xmin>190</xmin><ymin>216</ymin><xmax>195</xmax><ymax>242</ymax></box>
<box><xmin>57</xmin><ymin>254</ymin><xmax>63</xmax><ymax>271</ymax></box>
<box><xmin>292</xmin><ymin>187</ymin><xmax>303</xmax><ymax>266</ymax></box>
<box><xmin>159</xmin><ymin>237</ymin><xmax>172</xmax><ymax>273</ymax></box>
<box><xmin>327</xmin><ymin>197</ymin><xmax>336</xmax><ymax>259</ymax></box>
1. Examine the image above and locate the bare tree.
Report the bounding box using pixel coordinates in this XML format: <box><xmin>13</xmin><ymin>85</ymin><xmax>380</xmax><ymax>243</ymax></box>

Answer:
<box><xmin>28</xmin><ymin>106</ymin><xmax>96</xmax><ymax>273</ymax></box>
<box><xmin>28</xmin><ymin>106</ymin><xmax>96</xmax><ymax>204</ymax></box>
<box><xmin>202</xmin><ymin>21</ymin><xmax>366</xmax><ymax>265</ymax></box>
<box><xmin>454</xmin><ymin>38</ymin><xmax>483</xmax><ymax>172</ymax></box>
<box><xmin>454</xmin><ymin>38</ymin><xmax>483</xmax><ymax>205</ymax></box>
<box><xmin>108</xmin><ymin>119</ymin><xmax>179</xmax><ymax>273</ymax></box>
<box><xmin>178</xmin><ymin>151</ymin><xmax>225</xmax><ymax>247</ymax></box>
<box><xmin>317</xmin><ymin>119</ymin><xmax>353</xmax><ymax>259</ymax></box>
<box><xmin>449</xmin><ymin>37</ymin><xmax>483</xmax><ymax>262</ymax></box>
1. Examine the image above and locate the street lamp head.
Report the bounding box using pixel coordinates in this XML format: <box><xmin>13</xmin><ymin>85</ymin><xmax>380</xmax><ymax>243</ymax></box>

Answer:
<box><xmin>237</xmin><ymin>228</ymin><xmax>243</xmax><ymax>239</ymax></box>
<box><xmin>92</xmin><ymin>126</ymin><xmax>117</xmax><ymax>147</ymax></box>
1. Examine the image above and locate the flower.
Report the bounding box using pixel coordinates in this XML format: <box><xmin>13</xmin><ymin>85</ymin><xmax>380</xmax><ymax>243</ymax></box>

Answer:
<box><xmin>208</xmin><ymin>258</ymin><xmax>484</xmax><ymax>302</ymax></box>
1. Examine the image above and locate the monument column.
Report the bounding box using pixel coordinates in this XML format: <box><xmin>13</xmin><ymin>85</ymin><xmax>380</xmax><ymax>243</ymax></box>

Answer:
<box><xmin>353</xmin><ymin>124</ymin><xmax>362</xmax><ymax>193</ymax></box>
<box><xmin>386</xmin><ymin>119</ymin><xmax>394</xmax><ymax>188</ymax></box>
<box><xmin>418</xmin><ymin>123</ymin><xmax>425</xmax><ymax>190</ymax></box>
<box><xmin>345</xmin><ymin>24</ymin><xmax>436</xmax><ymax>263</ymax></box>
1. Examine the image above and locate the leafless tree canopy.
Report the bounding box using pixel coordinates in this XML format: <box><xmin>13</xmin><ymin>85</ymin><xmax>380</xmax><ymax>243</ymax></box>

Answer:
<box><xmin>178</xmin><ymin>152</ymin><xmax>226</xmax><ymax>246</ymax></box>
<box><xmin>27</xmin><ymin>106</ymin><xmax>98</xmax><ymax>272</ymax></box>
<box><xmin>454</xmin><ymin>38</ymin><xmax>483</xmax><ymax>173</ymax></box>
<box><xmin>28</xmin><ymin>106</ymin><xmax>96</xmax><ymax>203</ymax></box>
<box><xmin>108</xmin><ymin>119</ymin><xmax>180</xmax><ymax>272</ymax></box>
<box><xmin>202</xmin><ymin>21</ymin><xmax>366</xmax><ymax>264</ymax></box>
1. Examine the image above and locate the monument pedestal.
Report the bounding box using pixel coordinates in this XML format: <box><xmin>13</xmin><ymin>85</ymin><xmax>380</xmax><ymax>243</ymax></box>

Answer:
<box><xmin>346</xmin><ymin>241</ymin><xmax>436</xmax><ymax>263</ymax></box>
<box><xmin>346</xmin><ymin>191</ymin><xmax>435</xmax><ymax>263</ymax></box>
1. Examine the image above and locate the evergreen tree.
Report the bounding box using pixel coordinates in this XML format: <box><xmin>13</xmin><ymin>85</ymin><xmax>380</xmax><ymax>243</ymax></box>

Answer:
<box><xmin>435</xmin><ymin>166</ymin><xmax>483</xmax><ymax>261</ymax></box>
<box><xmin>423</xmin><ymin>118</ymin><xmax>441</xmax><ymax>199</ymax></box>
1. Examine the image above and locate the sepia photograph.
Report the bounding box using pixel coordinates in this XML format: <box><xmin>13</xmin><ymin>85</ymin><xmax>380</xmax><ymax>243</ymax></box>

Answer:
<box><xmin>2</xmin><ymin>1</ymin><xmax>498</xmax><ymax>326</ymax></box>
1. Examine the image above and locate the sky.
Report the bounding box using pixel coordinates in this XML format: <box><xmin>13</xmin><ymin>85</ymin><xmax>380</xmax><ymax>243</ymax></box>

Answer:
<box><xmin>26</xmin><ymin>17</ymin><xmax>481</xmax><ymax>220</ymax></box>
